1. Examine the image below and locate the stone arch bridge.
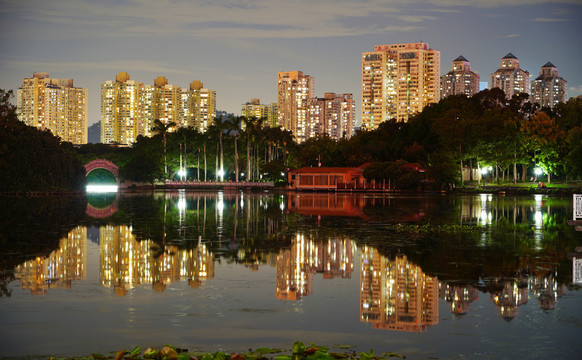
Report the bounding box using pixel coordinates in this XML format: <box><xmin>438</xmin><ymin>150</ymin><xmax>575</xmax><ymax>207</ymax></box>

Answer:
<box><xmin>84</xmin><ymin>159</ymin><xmax>120</xmax><ymax>185</ymax></box>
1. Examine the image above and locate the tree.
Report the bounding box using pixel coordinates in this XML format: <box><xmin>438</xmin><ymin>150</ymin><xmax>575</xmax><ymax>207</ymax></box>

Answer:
<box><xmin>521</xmin><ymin>111</ymin><xmax>565</xmax><ymax>183</ymax></box>
<box><xmin>0</xmin><ymin>89</ymin><xmax>86</xmax><ymax>192</ymax></box>
<box><xmin>225</xmin><ymin>115</ymin><xmax>243</xmax><ymax>181</ymax></box>
<box><xmin>152</xmin><ymin>119</ymin><xmax>176</xmax><ymax>179</ymax></box>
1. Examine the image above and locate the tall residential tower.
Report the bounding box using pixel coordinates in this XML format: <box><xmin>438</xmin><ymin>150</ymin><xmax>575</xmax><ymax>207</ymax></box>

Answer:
<box><xmin>490</xmin><ymin>53</ymin><xmax>530</xmax><ymax>99</ymax></box>
<box><xmin>241</xmin><ymin>98</ymin><xmax>278</xmax><ymax>128</ymax></box>
<box><xmin>101</xmin><ymin>72</ymin><xmax>216</xmax><ymax>144</ymax></box>
<box><xmin>441</xmin><ymin>56</ymin><xmax>480</xmax><ymax>98</ymax></box>
<box><xmin>531</xmin><ymin>62</ymin><xmax>567</xmax><ymax>108</ymax></box>
<box><xmin>307</xmin><ymin>93</ymin><xmax>356</xmax><ymax>140</ymax></box>
<box><xmin>17</xmin><ymin>72</ymin><xmax>88</xmax><ymax>144</ymax></box>
<box><xmin>277</xmin><ymin>71</ymin><xmax>315</xmax><ymax>143</ymax></box>
<box><xmin>361</xmin><ymin>42</ymin><xmax>440</xmax><ymax>129</ymax></box>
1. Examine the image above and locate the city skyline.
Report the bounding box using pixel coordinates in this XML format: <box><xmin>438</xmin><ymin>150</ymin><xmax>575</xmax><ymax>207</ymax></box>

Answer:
<box><xmin>1</xmin><ymin>0</ymin><xmax>581</xmax><ymax>127</ymax></box>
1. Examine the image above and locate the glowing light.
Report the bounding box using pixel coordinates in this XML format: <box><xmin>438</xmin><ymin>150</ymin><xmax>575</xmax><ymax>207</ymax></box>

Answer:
<box><xmin>535</xmin><ymin>167</ymin><xmax>543</xmax><ymax>175</ymax></box>
<box><xmin>86</xmin><ymin>184</ymin><xmax>118</xmax><ymax>193</ymax></box>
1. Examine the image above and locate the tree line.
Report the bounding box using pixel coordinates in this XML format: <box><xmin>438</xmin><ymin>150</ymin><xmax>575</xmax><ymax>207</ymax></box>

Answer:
<box><xmin>112</xmin><ymin>88</ymin><xmax>581</xmax><ymax>188</ymax></box>
<box><xmin>2</xmin><ymin>87</ymin><xmax>581</xmax><ymax>192</ymax></box>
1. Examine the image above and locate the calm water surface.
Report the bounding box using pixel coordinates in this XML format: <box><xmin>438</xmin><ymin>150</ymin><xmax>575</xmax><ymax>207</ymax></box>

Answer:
<box><xmin>1</xmin><ymin>191</ymin><xmax>581</xmax><ymax>359</ymax></box>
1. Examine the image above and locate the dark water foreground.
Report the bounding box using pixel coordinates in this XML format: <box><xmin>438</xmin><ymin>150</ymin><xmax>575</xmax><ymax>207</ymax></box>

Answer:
<box><xmin>1</xmin><ymin>191</ymin><xmax>581</xmax><ymax>360</ymax></box>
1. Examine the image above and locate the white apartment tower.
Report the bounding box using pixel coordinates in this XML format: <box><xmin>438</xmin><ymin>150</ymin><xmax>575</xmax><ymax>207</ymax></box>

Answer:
<box><xmin>531</xmin><ymin>62</ymin><xmax>567</xmax><ymax>108</ymax></box>
<box><xmin>490</xmin><ymin>53</ymin><xmax>530</xmax><ymax>99</ymax></box>
<box><xmin>17</xmin><ymin>72</ymin><xmax>88</xmax><ymax>144</ymax></box>
<box><xmin>441</xmin><ymin>56</ymin><xmax>480</xmax><ymax>98</ymax></box>
<box><xmin>361</xmin><ymin>42</ymin><xmax>440</xmax><ymax>129</ymax></box>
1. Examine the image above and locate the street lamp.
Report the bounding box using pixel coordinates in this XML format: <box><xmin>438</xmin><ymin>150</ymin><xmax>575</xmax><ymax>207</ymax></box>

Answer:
<box><xmin>178</xmin><ymin>168</ymin><xmax>186</xmax><ymax>181</ymax></box>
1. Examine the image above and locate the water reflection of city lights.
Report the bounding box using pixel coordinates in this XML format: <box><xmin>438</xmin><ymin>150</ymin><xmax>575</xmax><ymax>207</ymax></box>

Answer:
<box><xmin>217</xmin><ymin>192</ymin><xmax>224</xmax><ymax>213</ymax></box>
<box><xmin>178</xmin><ymin>191</ymin><xmax>187</xmax><ymax>212</ymax></box>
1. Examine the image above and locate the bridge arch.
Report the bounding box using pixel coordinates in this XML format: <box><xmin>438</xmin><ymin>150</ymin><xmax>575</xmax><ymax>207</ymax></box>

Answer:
<box><xmin>84</xmin><ymin>159</ymin><xmax>120</xmax><ymax>185</ymax></box>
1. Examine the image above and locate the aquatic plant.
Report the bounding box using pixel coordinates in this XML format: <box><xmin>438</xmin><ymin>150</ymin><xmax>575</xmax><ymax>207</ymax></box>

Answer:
<box><xmin>48</xmin><ymin>341</ymin><xmax>406</xmax><ymax>360</ymax></box>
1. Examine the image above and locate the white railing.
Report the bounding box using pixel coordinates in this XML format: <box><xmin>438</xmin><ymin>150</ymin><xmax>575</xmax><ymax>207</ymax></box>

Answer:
<box><xmin>575</xmin><ymin>194</ymin><xmax>582</xmax><ymax>220</ymax></box>
<box><xmin>574</xmin><ymin>257</ymin><xmax>582</xmax><ymax>284</ymax></box>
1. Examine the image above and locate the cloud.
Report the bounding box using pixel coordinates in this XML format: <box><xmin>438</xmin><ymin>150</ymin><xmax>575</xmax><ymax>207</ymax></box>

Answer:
<box><xmin>395</xmin><ymin>15</ymin><xmax>438</xmax><ymax>23</ymax></box>
<box><xmin>501</xmin><ymin>33</ymin><xmax>521</xmax><ymax>38</ymax></box>
<box><xmin>1</xmin><ymin>59</ymin><xmax>207</xmax><ymax>77</ymax></box>
<box><xmin>0</xmin><ymin>0</ymin><xmax>434</xmax><ymax>40</ymax></box>
<box><xmin>533</xmin><ymin>17</ymin><xmax>569</xmax><ymax>22</ymax></box>
<box><xmin>568</xmin><ymin>84</ymin><xmax>582</xmax><ymax>95</ymax></box>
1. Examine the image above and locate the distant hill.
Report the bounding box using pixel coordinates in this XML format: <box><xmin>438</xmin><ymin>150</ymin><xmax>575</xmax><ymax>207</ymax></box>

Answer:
<box><xmin>88</xmin><ymin>122</ymin><xmax>100</xmax><ymax>143</ymax></box>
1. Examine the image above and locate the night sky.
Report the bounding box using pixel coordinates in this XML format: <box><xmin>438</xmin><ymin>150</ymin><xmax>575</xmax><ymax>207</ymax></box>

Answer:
<box><xmin>1</xmin><ymin>0</ymin><xmax>581</xmax><ymax>126</ymax></box>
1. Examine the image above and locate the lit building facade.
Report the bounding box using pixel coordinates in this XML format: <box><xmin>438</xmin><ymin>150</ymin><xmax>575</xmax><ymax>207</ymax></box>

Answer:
<box><xmin>182</xmin><ymin>81</ymin><xmax>216</xmax><ymax>133</ymax></box>
<box><xmin>17</xmin><ymin>72</ymin><xmax>88</xmax><ymax>144</ymax></box>
<box><xmin>361</xmin><ymin>42</ymin><xmax>440</xmax><ymax>129</ymax></box>
<box><xmin>490</xmin><ymin>53</ymin><xmax>530</xmax><ymax>99</ymax></box>
<box><xmin>441</xmin><ymin>56</ymin><xmax>480</xmax><ymax>98</ymax></box>
<box><xmin>101</xmin><ymin>72</ymin><xmax>144</xmax><ymax>144</ymax></box>
<box><xmin>307</xmin><ymin>92</ymin><xmax>355</xmax><ymax>140</ymax></box>
<box><xmin>101</xmin><ymin>72</ymin><xmax>216</xmax><ymax>144</ymax></box>
<box><xmin>241</xmin><ymin>98</ymin><xmax>278</xmax><ymax>128</ymax></box>
<box><xmin>531</xmin><ymin>62</ymin><xmax>567</xmax><ymax>108</ymax></box>
<box><xmin>277</xmin><ymin>71</ymin><xmax>315</xmax><ymax>142</ymax></box>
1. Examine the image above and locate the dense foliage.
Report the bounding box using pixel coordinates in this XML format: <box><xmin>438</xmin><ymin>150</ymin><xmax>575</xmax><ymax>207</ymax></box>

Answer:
<box><xmin>0</xmin><ymin>90</ymin><xmax>87</xmax><ymax>192</ymax></box>
<box><xmin>110</xmin><ymin>89</ymin><xmax>582</xmax><ymax>188</ymax></box>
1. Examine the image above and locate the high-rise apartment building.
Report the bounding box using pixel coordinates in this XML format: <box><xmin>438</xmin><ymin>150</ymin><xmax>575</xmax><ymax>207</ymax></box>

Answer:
<box><xmin>182</xmin><ymin>81</ymin><xmax>216</xmax><ymax>133</ymax></box>
<box><xmin>17</xmin><ymin>72</ymin><xmax>88</xmax><ymax>144</ymax></box>
<box><xmin>531</xmin><ymin>62</ymin><xmax>567</xmax><ymax>108</ymax></box>
<box><xmin>490</xmin><ymin>53</ymin><xmax>530</xmax><ymax>99</ymax></box>
<box><xmin>101</xmin><ymin>73</ymin><xmax>216</xmax><ymax>144</ymax></box>
<box><xmin>277</xmin><ymin>71</ymin><xmax>315</xmax><ymax>142</ymax></box>
<box><xmin>241</xmin><ymin>98</ymin><xmax>278</xmax><ymax>128</ymax></box>
<box><xmin>307</xmin><ymin>93</ymin><xmax>356</xmax><ymax>140</ymax></box>
<box><xmin>361</xmin><ymin>42</ymin><xmax>440</xmax><ymax>129</ymax></box>
<box><xmin>101</xmin><ymin>72</ymin><xmax>145</xmax><ymax>145</ymax></box>
<box><xmin>441</xmin><ymin>56</ymin><xmax>480</xmax><ymax>98</ymax></box>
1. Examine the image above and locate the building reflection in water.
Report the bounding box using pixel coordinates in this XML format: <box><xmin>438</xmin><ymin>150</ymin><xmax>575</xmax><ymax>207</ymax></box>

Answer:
<box><xmin>489</xmin><ymin>277</ymin><xmax>529</xmax><ymax>321</ymax></box>
<box><xmin>286</xmin><ymin>193</ymin><xmax>367</xmax><ymax>219</ymax></box>
<box><xmin>14</xmin><ymin>226</ymin><xmax>87</xmax><ymax>295</ymax></box>
<box><xmin>529</xmin><ymin>270</ymin><xmax>566</xmax><ymax>311</ymax></box>
<box><xmin>360</xmin><ymin>246</ymin><xmax>438</xmax><ymax>332</ymax></box>
<box><xmin>276</xmin><ymin>233</ymin><xmax>354</xmax><ymax>300</ymax></box>
<box><xmin>99</xmin><ymin>225</ymin><xmax>214</xmax><ymax>296</ymax></box>
<box><xmin>440</xmin><ymin>283</ymin><xmax>479</xmax><ymax>315</ymax></box>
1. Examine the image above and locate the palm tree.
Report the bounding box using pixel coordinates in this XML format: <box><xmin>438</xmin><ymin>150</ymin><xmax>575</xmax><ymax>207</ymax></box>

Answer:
<box><xmin>226</xmin><ymin>115</ymin><xmax>243</xmax><ymax>181</ymax></box>
<box><xmin>242</xmin><ymin>116</ymin><xmax>256</xmax><ymax>180</ymax></box>
<box><xmin>210</xmin><ymin>117</ymin><xmax>226</xmax><ymax>181</ymax></box>
<box><xmin>152</xmin><ymin>119</ymin><xmax>176</xmax><ymax>179</ymax></box>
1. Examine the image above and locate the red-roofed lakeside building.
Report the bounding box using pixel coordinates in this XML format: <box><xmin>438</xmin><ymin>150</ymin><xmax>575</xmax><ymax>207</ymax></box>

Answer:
<box><xmin>288</xmin><ymin>166</ymin><xmax>367</xmax><ymax>190</ymax></box>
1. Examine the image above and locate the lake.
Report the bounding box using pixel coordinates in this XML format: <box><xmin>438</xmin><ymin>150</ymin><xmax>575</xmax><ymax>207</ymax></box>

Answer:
<box><xmin>1</xmin><ymin>191</ymin><xmax>581</xmax><ymax>359</ymax></box>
